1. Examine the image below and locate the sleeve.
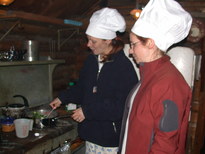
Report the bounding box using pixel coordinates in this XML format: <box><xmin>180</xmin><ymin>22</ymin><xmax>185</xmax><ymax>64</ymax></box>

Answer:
<box><xmin>149</xmin><ymin>79</ymin><xmax>192</xmax><ymax>154</ymax></box>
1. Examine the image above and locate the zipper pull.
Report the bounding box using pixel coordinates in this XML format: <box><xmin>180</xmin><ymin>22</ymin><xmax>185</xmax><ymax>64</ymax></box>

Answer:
<box><xmin>113</xmin><ymin>122</ymin><xmax>117</xmax><ymax>133</ymax></box>
<box><xmin>93</xmin><ymin>86</ymin><xmax>97</xmax><ymax>93</ymax></box>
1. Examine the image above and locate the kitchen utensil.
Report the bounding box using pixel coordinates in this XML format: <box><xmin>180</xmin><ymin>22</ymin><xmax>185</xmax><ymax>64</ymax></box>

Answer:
<box><xmin>8</xmin><ymin>95</ymin><xmax>29</xmax><ymax>108</ymax></box>
<box><xmin>26</xmin><ymin>107</ymin><xmax>58</xmax><ymax>119</ymax></box>
<box><xmin>0</xmin><ymin>51</ymin><xmax>13</xmax><ymax>61</ymax></box>
<box><xmin>41</xmin><ymin>115</ymin><xmax>71</xmax><ymax>127</ymax></box>
<box><xmin>0</xmin><ymin>46</ymin><xmax>27</xmax><ymax>61</ymax></box>
<box><xmin>46</xmin><ymin>108</ymin><xmax>55</xmax><ymax>118</ymax></box>
<box><xmin>11</xmin><ymin>50</ymin><xmax>27</xmax><ymax>61</ymax></box>
<box><xmin>2</xmin><ymin>95</ymin><xmax>29</xmax><ymax>119</ymax></box>
<box><xmin>23</xmin><ymin>40</ymin><xmax>39</xmax><ymax>61</ymax></box>
<box><xmin>25</xmin><ymin>106</ymin><xmax>72</xmax><ymax>128</ymax></box>
<box><xmin>25</xmin><ymin>106</ymin><xmax>58</xmax><ymax>128</ymax></box>
<box><xmin>14</xmin><ymin>118</ymin><xmax>32</xmax><ymax>138</ymax></box>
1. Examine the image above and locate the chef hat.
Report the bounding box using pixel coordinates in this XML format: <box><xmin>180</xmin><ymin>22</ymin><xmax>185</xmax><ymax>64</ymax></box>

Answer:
<box><xmin>86</xmin><ymin>7</ymin><xmax>126</xmax><ymax>40</ymax></box>
<box><xmin>131</xmin><ymin>0</ymin><xmax>192</xmax><ymax>51</ymax></box>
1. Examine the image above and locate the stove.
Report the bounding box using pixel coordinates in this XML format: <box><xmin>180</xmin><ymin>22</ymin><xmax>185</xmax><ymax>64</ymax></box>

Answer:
<box><xmin>0</xmin><ymin>107</ymin><xmax>78</xmax><ymax>154</ymax></box>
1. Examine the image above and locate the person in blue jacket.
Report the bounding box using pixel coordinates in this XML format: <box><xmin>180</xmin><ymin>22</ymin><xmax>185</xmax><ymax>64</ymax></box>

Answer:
<box><xmin>50</xmin><ymin>7</ymin><xmax>138</xmax><ymax>154</ymax></box>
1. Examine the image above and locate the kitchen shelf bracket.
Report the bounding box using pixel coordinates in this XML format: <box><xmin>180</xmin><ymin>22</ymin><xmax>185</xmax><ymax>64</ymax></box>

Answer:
<box><xmin>0</xmin><ymin>20</ymin><xmax>20</xmax><ymax>41</ymax></box>
<box><xmin>57</xmin><ymin>28</ymin><xmax>79</xmax><ymax>51</ymax></box>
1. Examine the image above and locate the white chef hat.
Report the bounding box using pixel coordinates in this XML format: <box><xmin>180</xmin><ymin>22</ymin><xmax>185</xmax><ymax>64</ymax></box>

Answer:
<box><xmin>131</xmin><ymin>0</ymin><xmax>192</xmax><ymax>51</ymax></box>
<box><xmin>86</xmin><ymin>7</ymin><xmax>126</xmax><ymax>40</ymax></box>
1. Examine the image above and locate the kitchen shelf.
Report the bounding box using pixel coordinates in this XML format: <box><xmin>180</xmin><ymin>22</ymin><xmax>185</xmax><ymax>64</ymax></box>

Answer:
<box><xmin>0</xmin><ymin>59</ymin><xmax>65</xmax><ymax>66</ymax></box>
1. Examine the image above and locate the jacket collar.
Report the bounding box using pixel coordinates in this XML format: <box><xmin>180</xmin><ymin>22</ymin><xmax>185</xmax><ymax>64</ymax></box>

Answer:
<box><xmin>139</xmin><ymin>55</ymin><xmax>170</xmax><ymax>81</ymax></box>
<box><xmin>95</xmin><ymin>49</ymin><xmax>124</xmax><ymax>63</ymax></box>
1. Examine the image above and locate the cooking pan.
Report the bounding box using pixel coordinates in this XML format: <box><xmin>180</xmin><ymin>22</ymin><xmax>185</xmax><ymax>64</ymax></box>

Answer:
<box><xmin>26</xmin><ymin>108</ymin><xmax>58</xmax><ymax>119</ymax></box>
<box><xmin>41</xmin><ymin>115</ymin><xmax>71</xmax><ymax>127</ymax></box>
<box><xmin>25</xmin><ymin>107</ymin><xmax>71</xmax><ymax>128</ymax></box>
<box><xmin>25</xmin><ymin>107</ymin><xmax>57</xmax><ymax>128</ymax></box>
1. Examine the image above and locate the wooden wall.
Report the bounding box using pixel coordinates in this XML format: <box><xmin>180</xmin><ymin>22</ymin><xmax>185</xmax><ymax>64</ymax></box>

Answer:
<box><xmin>1</xmin><ymin>1</ymin><xmax>205</xmax><ymax>153</ymax></box>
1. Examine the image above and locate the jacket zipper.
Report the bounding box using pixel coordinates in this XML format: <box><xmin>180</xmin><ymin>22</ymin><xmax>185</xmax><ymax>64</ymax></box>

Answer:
<box><xmin>93</xmin><ymin>56</ymin><xmax>113</xmax><ymax>93</ymax></box>
<box><xmin>113</xmin><ymin>122</ymin><xmax>117</xmax><ymax>133</ymax></box>
<box><xmin>93</xmin><ymin>57</ymin><xmax>103</xmax><ymax>93</ymax></box>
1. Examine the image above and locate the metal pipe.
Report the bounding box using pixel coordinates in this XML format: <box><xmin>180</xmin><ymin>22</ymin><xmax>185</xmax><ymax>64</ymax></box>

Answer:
<box><xmin>0</xmin><ymin>20</ymin><xmax>20</xmax><ymax>41</ymax></box>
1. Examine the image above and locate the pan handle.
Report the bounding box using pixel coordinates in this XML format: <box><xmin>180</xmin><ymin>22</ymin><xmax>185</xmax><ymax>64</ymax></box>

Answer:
<box><xmin>55</xmin><ymin>115</ymin><xmax>71</xmax><ymax>120</ymax></box>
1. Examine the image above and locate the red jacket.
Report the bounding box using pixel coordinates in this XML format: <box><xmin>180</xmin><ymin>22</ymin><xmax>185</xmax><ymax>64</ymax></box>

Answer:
<box><xmin>125</xmin><ymin>56</ymin><xmax>192</xmax><ymax>154</ymax></box>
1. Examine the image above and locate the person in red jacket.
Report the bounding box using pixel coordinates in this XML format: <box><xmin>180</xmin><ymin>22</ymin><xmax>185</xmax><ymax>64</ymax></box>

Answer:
<box><xmin>119</xmin><ymin>0</ymin><xmax>193</xmax><ymax>153</ymax></box>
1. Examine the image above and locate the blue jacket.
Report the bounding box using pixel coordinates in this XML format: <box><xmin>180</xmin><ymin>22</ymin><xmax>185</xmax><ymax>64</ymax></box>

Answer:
<box><xmin>58</xmin><ymin>49</ymin><xmax>138</xmax><ymax>147</ymax></box>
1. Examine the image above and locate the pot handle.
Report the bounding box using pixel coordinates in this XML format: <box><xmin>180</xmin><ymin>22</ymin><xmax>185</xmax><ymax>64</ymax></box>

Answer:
<box><xmin>13</xmin><ymin>95</ymin><xmax>29</xmax><ymax>107</ymax></box>
<box><xmin>55</xmin><ymin>115</ymin><xmax>71</xmax><ymax>120</ymax></box>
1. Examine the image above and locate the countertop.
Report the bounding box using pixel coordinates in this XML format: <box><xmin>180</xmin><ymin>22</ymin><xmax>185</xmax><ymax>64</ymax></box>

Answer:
<box><xmin>0</xmin><ymin>106</ymin><xmax>78</xmax><ymax>154</ymax></box>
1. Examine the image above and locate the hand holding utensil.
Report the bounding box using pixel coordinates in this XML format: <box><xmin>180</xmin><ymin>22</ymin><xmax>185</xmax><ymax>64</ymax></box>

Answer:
<box><xmin>46</xmin><ymin>108</ymin><xmax>54</xmax><ymax>118</ymax></box>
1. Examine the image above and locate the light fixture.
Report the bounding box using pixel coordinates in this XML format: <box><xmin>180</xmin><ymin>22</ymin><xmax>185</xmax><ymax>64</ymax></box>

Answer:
<box><xmin>130</xmin><ymin>0</ymin><xmax>144</xmax><ymax>20</ymax></box>
<box><xmin>0</xmin><ymin>0</ymin><xmax>15</xmax><ymax>6</ymax></box>
<box><xmin>130</xmin><ymin>9</ymin><xmax>142</xmax><ymax>20</ymax></box>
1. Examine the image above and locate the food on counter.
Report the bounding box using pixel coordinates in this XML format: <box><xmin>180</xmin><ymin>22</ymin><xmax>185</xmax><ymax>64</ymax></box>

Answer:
<box><xmin>32</xmin><ymin>111</ymin><xmax>46</xmax><ymax>119</ymax></box>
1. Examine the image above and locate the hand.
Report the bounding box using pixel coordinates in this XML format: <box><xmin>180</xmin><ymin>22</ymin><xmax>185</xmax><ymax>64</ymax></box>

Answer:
<box><xmin>71</xmin><ymin>107</ymin><xmax>85</xmax><ymax>123</ymax></box>
<box><xmin>49</xmin><ymin>98</ymin><xmax>62</xmax><ymax>109</ymax></box>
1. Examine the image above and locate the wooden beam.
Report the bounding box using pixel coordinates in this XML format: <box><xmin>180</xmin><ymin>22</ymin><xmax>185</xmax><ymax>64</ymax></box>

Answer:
<box><xmin>0</xmin><ymin>10</ymin><xmax>73</xmax><ymax>27</ymax></box>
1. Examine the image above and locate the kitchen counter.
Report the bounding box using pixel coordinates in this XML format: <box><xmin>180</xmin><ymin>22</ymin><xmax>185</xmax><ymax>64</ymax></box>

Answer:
<box><xmin>0</xmin><ymin>107</ymin><xmax>79</xmax><ymax>154</ymax></box>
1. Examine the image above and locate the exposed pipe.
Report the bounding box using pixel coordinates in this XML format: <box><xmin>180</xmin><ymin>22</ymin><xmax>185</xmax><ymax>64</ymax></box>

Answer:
<box><xmin>0</xmin><ymin>20</ymin><xmax>20</xmax><ymax>41</ymax></box>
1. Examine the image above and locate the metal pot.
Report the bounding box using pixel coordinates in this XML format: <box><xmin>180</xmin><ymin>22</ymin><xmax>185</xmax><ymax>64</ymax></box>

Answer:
<box><xmin>25</xmin><ymin>107</ymin><xmax>58</xmax><ymax>128</ymax></box>
<box><xmin>23</xmin><ymin>40</ymin><xmax>39</xmax><ymax>61</ymax></box>
<box><xmin>2</xmin><ymin>95</ymin><xmax>29</xmax><ymax>119</ymax></box>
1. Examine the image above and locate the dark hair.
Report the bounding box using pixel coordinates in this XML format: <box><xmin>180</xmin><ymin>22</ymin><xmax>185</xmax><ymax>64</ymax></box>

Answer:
<box><xmin>136</xmin><ymin>35</ymin><xmax>148</xmax><ymax>45</ymax></box>
<box><xmin>135</xmin><ymin>34</ymin><xmax>165</xmax><ymax>56</ymax></box>
<box><xmin>101</xmin><ymin>35</ymin><xmax>124</xmax><ymax>62</ymax></box>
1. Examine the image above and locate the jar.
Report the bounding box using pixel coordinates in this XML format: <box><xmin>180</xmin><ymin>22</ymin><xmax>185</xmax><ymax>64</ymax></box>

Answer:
<box><xmin>1</xmin><ymin>117</ymin><xmax>15</xmax><ymax>132</ymax></box>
